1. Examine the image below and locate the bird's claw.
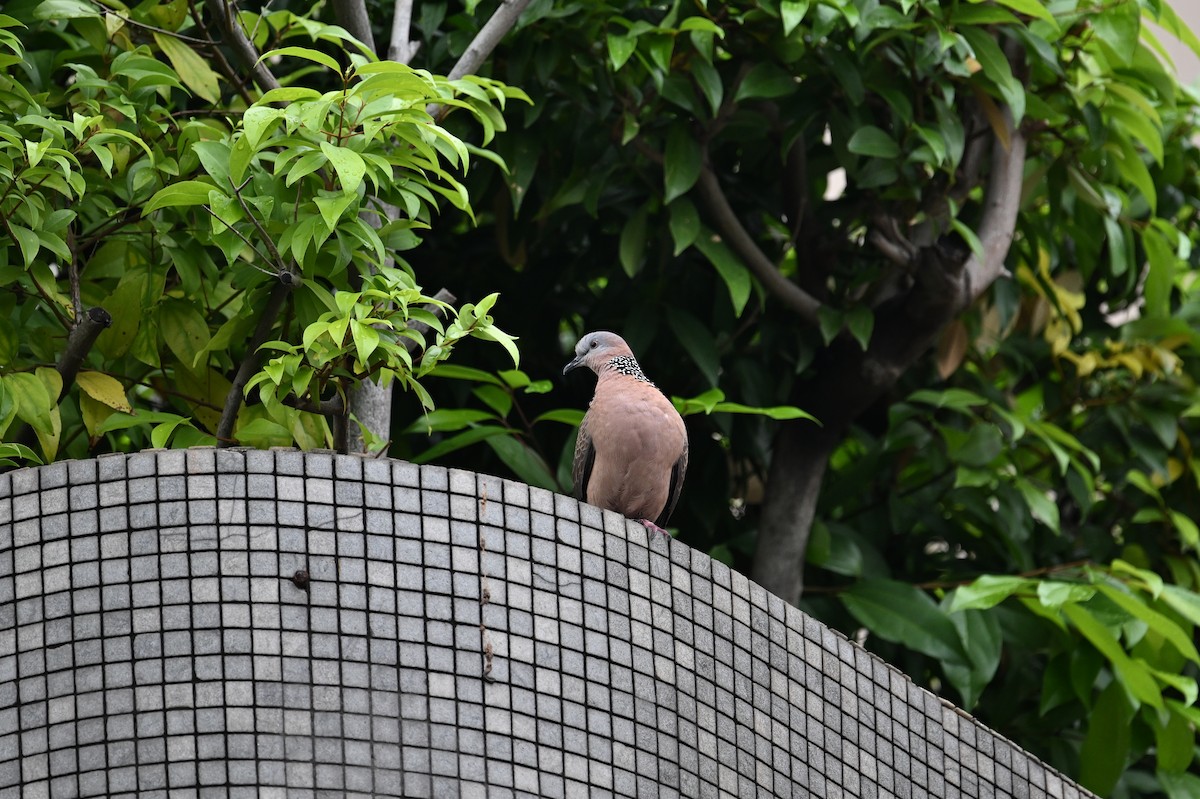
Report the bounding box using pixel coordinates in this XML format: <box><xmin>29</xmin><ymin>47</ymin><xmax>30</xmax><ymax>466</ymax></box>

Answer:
<box><xmin>639</xmin><ymin>519</ymin><xmax>672</xmax><ymax>538</ymax></box>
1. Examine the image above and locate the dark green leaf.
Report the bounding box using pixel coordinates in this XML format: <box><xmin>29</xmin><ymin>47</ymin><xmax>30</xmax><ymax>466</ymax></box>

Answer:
<box><xmin>664</xmin><ymin>126</ymin><xmax>702</xmax><ymax>203</ymax></box>
<box><xmin>668</xmin><ymin>198</ymin><xmax>701</xmax><ymax>255</ymax></box>
<box><xmin>846</xmin><ymin>126</ymin><xmax>900</xmax><ymax>159</ymax></box>
<box><xmin>486</xmin><ymin>434</ymin><xmax>558</xmax><ymax>491</ymax></box>
<box><xmin>1078</xmin><ymin>680</ymin><xmax>1133</xmax><ymax>796</ymax></box>
<box><xmin>733</xmin><ymin>62</ymin><xmax>796</xmax><ymax>102</ymax></box>
<box><xmin>693</xmin><ymin>230</ymin><xmax>751</xmax><ymax>316</ymax></box>
<box><xmin>841</xmin><ymin>579</ymin><xmax>968</xmax><ymax>663</ymax></box>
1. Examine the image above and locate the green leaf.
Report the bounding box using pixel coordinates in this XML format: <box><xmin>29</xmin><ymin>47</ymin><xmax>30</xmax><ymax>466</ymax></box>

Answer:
<box><xmin>319</xmin><ymin>142</ymin><xmax>366</xmax><ymax>194</ymax></box>
<box><xmin>1016</xmin><ymin>477</ymin><xmax>1059</xmax><ymax>531</ymax></box>
<box><xmin>693</xmin><ymin>230</ymin><xmax>751</xmax><ymax>316</ymax></box>
<box><xmin>847</xmin><ymin>126</ymin><xmax>900</xmax><ymax>159</ymax></box>
<box><xmin>350</xmin><ymin>319</ymin><xmax>380</xmax><ymax>362</ymax></box>
<box><xmin>429</xmin><ymin>364</ymin><xmax>504</xmax><ymax>386</ymax></box>
<box><xmin>606</xmin><ymin>32</ymin><xmax>637</xmax><ymax>71</ymax></box>
<box><xmin>709</xmin><ymin>402</ymin><xmax>818</xmax><ymax>422</ymax></box>
<box><xmin>314</xmin><ymin>193</ymin><xmax>358</xmax><ymax>230</ymax></box>
<box><xmin>10</xmin><ymin>224</ymin><xmax>39</xmax><ymax>267</ymax></box>
<box><xmin>1160</xmin><ymin>584</ymin><xmax>1200</xmax><ymax>628</ymax></box>
<box><xmin>949</xmin><ymin>575</ymin><xmax>1034</xmax><ymax>612</ymax></box>
<box><xmin>1141</xmin><ymin>226</ymin><xmax>1176</xmax><ymax>319</ymax></box>
<box><xmin>907</xmin><ymin>388</ymin><xmax>987</xmax><ymax>410</ymax></box>
<box><xmin>34</xmin><ymin>0</ymin><xmax>100</xmax><ymax>19</ymax></box>
<box><xmin>841</xmin><ymin>579</ymin><xmax>968</xmax><ymax>663</ymax></box>
<box><xmin>96</xmin><ymin>410</ymin><xmax>191</xmax><ymax>434</ymax></box>
<box><xmin>145</xmin><ymin>180</ymin><xmax>222</xmax><ymax>213</ymax></box>
<box><xmin>1090</xmin><ymin>0</ymin><xmax>1139</xmax><ymax>64</ymax></box>
<box><xmin>667</xmin><ymin>308</ymin><xmax>720</xmax><ymax>387</ymax></box>
<box><xmin>260</xmin><ymin>46</ymin><xmax>341</xmax><ymax>73</ymax></box>
<box><xmin>1078</xmin><ymin>680</ymin><xmax>1133</xmax><ymax>796</ymax></box>
<box><xmin>668</xmin><ymin>198</ymin><xmax>701</xmax><ymax>255</ymax></box>
<box><xmin>1155</xmin><ymin>710</ymin><xmax>1194</xmax><ymax>773</ymax></box>
<box><xmin>533</xmin><ymin>408</ymin><xmax>586</xmax><ymax>426</ymax></box>
<box><xmin>969</xmin><ymin>0</ymin><xmax>1055</xmax><ymax>26</ymax></box>
<box><xmin>486</xmin><ymin>434</ymin><xmax>559</xmax><ymax>491</ymax></box>
<box><xmin>159</xmin><ymin>300</ymin><xmax>211</xmax><ymax>370</ymax></box>
<box><xmin>845</xmin><ymin>306</ymin><xmax>873</xmax><ymax>350</ymax></box>
<box><xmin>780</xmin><ymin>0</ymin><xmax>810</xmax><ymax>36</ymax></box>
<box><xmin>733</xmin><ymin>62</ymin><xmax>796</xmax><ymax>102</ymax></box>
<box><xmin>1096</xmin><ymin>584</ymin><xmax>1199</xmax><ymax>663</ymax></box>
<box><xmin>403</xmin><ymin>408</ymin><xmax>496</xmax><ymax>433</ymax></box>
<box><xmin>7</xmin><ymin>372</ymin><xmax>54</xmax><ymax>433</ymax></box>
<box><xmin>412</xmin><ymin>425</ymin><xmax>513</xmax><ymax>463</ymax></box>
<box><xmin>1063</xmin><ymin>602</ymin><xmax>1163</xmax><ymax>709</ymax></box>
<box><xmin>1159</xmin><ymin>771</ymin><xmax>1200</xmax><ymax>799</ymax></box>
<box><xmin>806</xmin><ymin>520</ymin><xmax>863</xmax><ymax>576</ymax></box>
<box><xmin>959</xmin><ymin>26</ymin><xmax>1025</xmax><ymax>124</ymax></box>
<box><xmin>944</xmin><ymin>607</ymin><xmax>1002</xmax><ymax>709</ymax></box>
<box><xmin>153</xmin><ymin>32</ymin><xmax>220</xmax><ymax>103</ymax></box>
<box><xmin>1037</xmin><ymin>581</ymin><xmax>1095</xmax><ymax>608</ymax></box>
<box><xmin>619</xmin><ymin>206</ymin><xmax>648</xmax><ymax>278</ymax></box>
<box><xmin>943</xmin><ymin>423</ymin><xmax>1004</xmax><ymax>467</ymax></box>
<box><xmin>664</xmin><ymin>125</ymin><xmax>702</xmax><ymax>204</ymax></box>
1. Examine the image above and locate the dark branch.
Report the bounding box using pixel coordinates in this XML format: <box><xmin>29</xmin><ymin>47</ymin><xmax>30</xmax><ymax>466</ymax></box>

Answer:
<box><xmin>331</xmin><ymin>0</ymin><xmax>377</xmax><ymax>54</ymax></box>
<box><xmin>57</xmin><ymin>307</ymin><xmax>112</xmax><ymax>400</ymax></box>
<box><xmin>216</xmin><ymin>271</ymin><xmax>299</xmax><ymax>445</ymax></box>
<box><xmin>202</xmin><ymin>0</ymin><xmax>281</xmax><ymax>92</ymax></box>
<box><xmin>695</xmin><ymin>167</ymin><xmax>822</xmax><ymax>325</ymax></box>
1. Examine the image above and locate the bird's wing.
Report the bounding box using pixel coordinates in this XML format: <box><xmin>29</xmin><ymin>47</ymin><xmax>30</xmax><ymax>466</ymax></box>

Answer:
<box><xmin>571</xmin><ymin>415</ymin><xmax>596</xmax><ymax>501</ymax></box>
<box><xmin>655</xmin><ymin>441</ymin><xmax>688</xmax><ymax>528</ymax></box>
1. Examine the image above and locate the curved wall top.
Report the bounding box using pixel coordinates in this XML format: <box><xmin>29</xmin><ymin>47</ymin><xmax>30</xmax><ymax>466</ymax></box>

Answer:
<box><xmin>0</xmin><ymin>447</ymin><xmax>1092</xmax><ymax>798</ymax></box>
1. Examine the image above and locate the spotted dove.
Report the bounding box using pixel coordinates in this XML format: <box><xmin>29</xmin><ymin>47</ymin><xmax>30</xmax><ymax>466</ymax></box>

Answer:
<box><xmin>563</xmin><ymin>331</ymin><xmax>688</xmax><ymax>535</ymax></box>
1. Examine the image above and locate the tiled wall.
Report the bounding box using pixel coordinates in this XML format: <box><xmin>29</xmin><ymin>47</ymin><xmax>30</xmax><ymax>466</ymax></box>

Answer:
<box><xmin>0</xmin><ymin>448</ymin><xmax>1091</xmax><ymax>798</ymax></box>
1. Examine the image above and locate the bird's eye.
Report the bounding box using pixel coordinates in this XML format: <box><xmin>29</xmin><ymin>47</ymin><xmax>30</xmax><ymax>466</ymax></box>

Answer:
<box><xmin>589</xmin><ymin>341</ymin><xmax>597</xmax><ymax>349</ymax></box>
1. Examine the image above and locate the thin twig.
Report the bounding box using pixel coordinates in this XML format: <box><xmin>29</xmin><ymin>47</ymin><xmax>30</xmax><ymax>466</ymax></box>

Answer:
<box><xmin>202</xmin><ymin>206</ymin><xmax>276</xmax><ymax>274</ymax></box>
<box><xmin>228</xmin><ymin>176</ymin><xmax>287</xmax><ymax>272</ymax></box>
<box><xmin>93</xmin><ymin>1</ymin><xmax>218</xmax><ymax>45</ymax></box>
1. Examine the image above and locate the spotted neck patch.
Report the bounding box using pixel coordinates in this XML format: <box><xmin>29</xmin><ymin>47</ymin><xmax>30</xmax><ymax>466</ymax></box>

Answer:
<box><xmin>604</xmin><ymin>355</ymin><xmax>653</xmax><ymax>384</ymax></box>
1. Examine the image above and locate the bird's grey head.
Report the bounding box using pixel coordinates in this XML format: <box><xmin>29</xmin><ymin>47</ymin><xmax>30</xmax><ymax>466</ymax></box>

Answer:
<box><xmin>563</xmin><ymin>331</ymin><xmax>636</xmax><ymax>376</ymax></box>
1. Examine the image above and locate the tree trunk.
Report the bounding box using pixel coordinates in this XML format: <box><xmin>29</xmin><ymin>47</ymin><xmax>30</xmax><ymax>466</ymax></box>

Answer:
<box><xmin>752</xmin><ymin>241</ymin><xmax>974</xmax><ymax>600</ymax></box>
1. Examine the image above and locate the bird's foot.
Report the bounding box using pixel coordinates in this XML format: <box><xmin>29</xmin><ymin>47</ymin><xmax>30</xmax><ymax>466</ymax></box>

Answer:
<box><xmin>639</xmin><ymin>519</ymin><xmax>672</xmax><ymax>538</ymax></box>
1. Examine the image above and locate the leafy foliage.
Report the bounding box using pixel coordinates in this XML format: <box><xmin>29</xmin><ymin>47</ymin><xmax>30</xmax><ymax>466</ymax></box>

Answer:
<box><xmin>0</xmin><ymin>2</ymin><xmax>520</xmax><ymax>457</ymax></box>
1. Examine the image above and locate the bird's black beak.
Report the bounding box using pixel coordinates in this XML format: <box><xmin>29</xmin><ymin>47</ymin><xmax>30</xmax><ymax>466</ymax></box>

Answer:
<box><xmin>563</xmin><ymin>354</ymin><xmax>584</xmax><ymax>375</ymax></box>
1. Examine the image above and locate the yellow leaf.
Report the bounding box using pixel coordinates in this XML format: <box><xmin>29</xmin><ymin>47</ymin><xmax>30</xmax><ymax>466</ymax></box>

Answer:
<box><xmin>77</xmin><ymin>371</ymin><xmax>133</xmax><ymax>413</ymax></box>
<box><xmin>80</xmin><ymin>391</ymin><xmax>115</xmax><ymax>440</ymax></box>
<box><xmin>153</xmin><ymin>32</ymin><xmax>221</xmax><ymax>104</ymax></box>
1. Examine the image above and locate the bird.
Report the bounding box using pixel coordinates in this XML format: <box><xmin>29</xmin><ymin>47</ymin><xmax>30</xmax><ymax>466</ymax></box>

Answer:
<box><xmin>563</xmin><ymin>331</ymin><xmax>688</xmax><ymax>537</ymax></box>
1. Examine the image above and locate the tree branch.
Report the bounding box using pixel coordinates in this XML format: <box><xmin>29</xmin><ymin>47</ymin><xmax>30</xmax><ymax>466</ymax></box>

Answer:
<box><xmin>202</xmin><ymin>0</ymin><xmax>281</xmax><ymax>93</ymax></box>
<box><xmin>427</xmin><ymin>0</ymin><xmax>534</xmax><ymax>119</ymax></box>
<box><xmin>962</xmin><ymin>111</ymin><xmax>1026</xmax><ymax>305</ymax></box>
<box><xmin>331</xmin><ymin>0</ymin><xmax>377</xmax><ymax>55</ymax></box>
<box><xmin>57</xmin><ymin>307</ymin><xmax>112</xmax><ymax>400</ymax></box>
<box><xmin>695</xmin><ymin>167</ymin><xmax>822</xmax><ymax>325</ymax></box>
<box><xmin>216</xmin><ymin>271</ymin><xmax>299</xmax><ymax>445</ymax></box>
<box><xmin>389</xmin><ymin>0</ymin><xmax>420</xmax><ymax>64</ymax></box>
